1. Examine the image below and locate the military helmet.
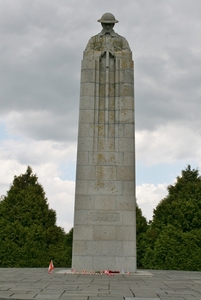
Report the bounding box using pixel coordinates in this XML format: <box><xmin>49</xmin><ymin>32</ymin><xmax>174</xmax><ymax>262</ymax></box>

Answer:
<box><xmin>97</xmin><ymin>13</ymin><xmax>119</xmax><ymax>23</ymax></box>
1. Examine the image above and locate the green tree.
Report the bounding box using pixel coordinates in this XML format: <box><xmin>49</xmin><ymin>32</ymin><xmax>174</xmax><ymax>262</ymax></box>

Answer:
<box><xmin>0</xmin><ymin>166</ymin><xmax>72</xmax><ymax>267</ymax></box>
<box><xmin>152</xmin><ymin>165</ymin><xmax>201</xmax><ymax>232</ymax></box>
<box><xmin>136</xmin><ymin>203</ymin><xmax>148</xmax><ymax>268</ymax></box>
<box><xmin>148</xmin><ymin>225</ymin><xmax>201</xmax><ymax>270</ymax></box>
<box><xmin>143</xmin><ymin>165</ymin><xmax>201</xmax><ymax>270</ymax></box>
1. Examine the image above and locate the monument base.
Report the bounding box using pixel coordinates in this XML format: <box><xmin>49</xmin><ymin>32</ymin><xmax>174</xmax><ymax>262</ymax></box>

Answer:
<box><xmin>72</xmin><ymin>255</ymin><xmax>136</xmax><ymax>272</ymax></box>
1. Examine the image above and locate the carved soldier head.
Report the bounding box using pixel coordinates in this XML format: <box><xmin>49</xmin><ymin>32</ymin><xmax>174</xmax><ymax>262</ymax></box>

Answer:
<box><xmin>98</xmin><ymin>12</ymin><xmax>119</xmax><ymax>33</ymax></box>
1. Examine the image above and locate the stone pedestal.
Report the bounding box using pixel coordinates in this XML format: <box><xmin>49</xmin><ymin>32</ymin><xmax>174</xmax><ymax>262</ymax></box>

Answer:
<box><xmin>72</xmin><ymin>44</ymin><xmax>136</xmax><ymax>272</ymax></box>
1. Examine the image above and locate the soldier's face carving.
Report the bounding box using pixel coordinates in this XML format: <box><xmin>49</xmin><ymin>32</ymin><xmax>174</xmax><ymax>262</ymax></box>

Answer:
<box><xmin>101</xmin><ymin>23</ymin><xmax>115</xmax><ymax>33</ymax></box>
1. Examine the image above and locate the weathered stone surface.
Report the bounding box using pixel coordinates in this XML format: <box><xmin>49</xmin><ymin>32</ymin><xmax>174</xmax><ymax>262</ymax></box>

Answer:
<box><xmin>72</xmin><ymin>13</ymin><xmax>136</xmax><ymax>272</ymax></box>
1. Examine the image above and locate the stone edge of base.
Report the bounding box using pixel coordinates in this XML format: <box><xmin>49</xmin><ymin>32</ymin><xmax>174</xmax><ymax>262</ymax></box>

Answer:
<box><xmin>55</xmin><ymin>269</ymin><xmax>153</xmax><ymax>276</ymax></box>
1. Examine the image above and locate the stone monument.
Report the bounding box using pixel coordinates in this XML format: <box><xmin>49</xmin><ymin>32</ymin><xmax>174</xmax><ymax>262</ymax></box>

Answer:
<box><xmin>72</xmin><ymin>13</ymin><xmax>136</xmax><ymax>272</ymax></box>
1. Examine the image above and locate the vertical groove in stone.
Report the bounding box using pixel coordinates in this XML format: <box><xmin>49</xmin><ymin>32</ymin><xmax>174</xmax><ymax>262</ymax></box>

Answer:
<box><xmin>94</xmin><ymin>57</ymin><xmax>100</xmax><ymax>152</ymax></box>
<box><xmin>105</xmin><ymin>51</ymin><xmax>109</xmax><ymax>138</ymax></box>
<box><xmin>115</xmin><ymin>58</ymin><xmax>120</xmax><ymax>151</ymax></box>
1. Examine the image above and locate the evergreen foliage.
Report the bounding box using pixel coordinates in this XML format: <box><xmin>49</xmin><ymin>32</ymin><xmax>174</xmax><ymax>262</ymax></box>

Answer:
<box><xmin>142</xmin><ymin>165</ymin><xmax>201</xmax><ymax>270</ymax></box>
<box><xmin>0</xmin><ymin>166</ymin><xmax>72</xmax><ymax>267</ymax></box>
<box><xmin>136</xmin><ymin>203</ymin><xmax>148</xmax><ymax>268</ymax></box>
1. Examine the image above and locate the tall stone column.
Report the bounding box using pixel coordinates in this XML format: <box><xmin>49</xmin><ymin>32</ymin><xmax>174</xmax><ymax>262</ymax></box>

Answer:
<box><xmin>72</xmin><ymin>13</ymin><xmax>136</xmax><ymax>272</ymax></box>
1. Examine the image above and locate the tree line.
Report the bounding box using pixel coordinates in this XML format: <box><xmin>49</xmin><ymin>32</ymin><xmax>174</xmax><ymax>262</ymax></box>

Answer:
<box><xmin>0</xmin><ymin>165</ymin><xmax>200</xmax><ymax>270</ymax></box>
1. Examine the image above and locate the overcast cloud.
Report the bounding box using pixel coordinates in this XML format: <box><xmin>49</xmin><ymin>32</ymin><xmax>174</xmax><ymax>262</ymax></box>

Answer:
<box><xmin>0</xmin><ymin>0</ymin><xmax>201</xmax><ymax>232</ymax></box>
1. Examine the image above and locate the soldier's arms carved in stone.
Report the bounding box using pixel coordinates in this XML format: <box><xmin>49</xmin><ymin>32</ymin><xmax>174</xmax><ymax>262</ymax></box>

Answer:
<box><xmin>84</xmin><ymin>13</ymin><xmax>131</xmax><ymax>55</ymax></box>
<box><xmin>85</xmin><ymin>33</ymin><xmax>131</xmax><ymax>54</ymax></box>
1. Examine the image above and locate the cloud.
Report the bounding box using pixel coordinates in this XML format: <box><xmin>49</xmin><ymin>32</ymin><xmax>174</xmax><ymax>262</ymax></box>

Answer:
<box><xmin>3</xmin><ymin>111</ymin><xmax>78</xmax><ymax>142</ymax></box>
<box><xmin>135</xmin><ymin>49</ymin><xmax>201</xmax><ymax>130</ymax></box>
<box><xmin>136</xmin><ymin>124</ymin><xmax>201</xmax><ymax>167</ymax></box>
<box><xmin>136</xmin><ymin>183</ymin><xmax>168</xmax><ymax>221</ymax></box>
